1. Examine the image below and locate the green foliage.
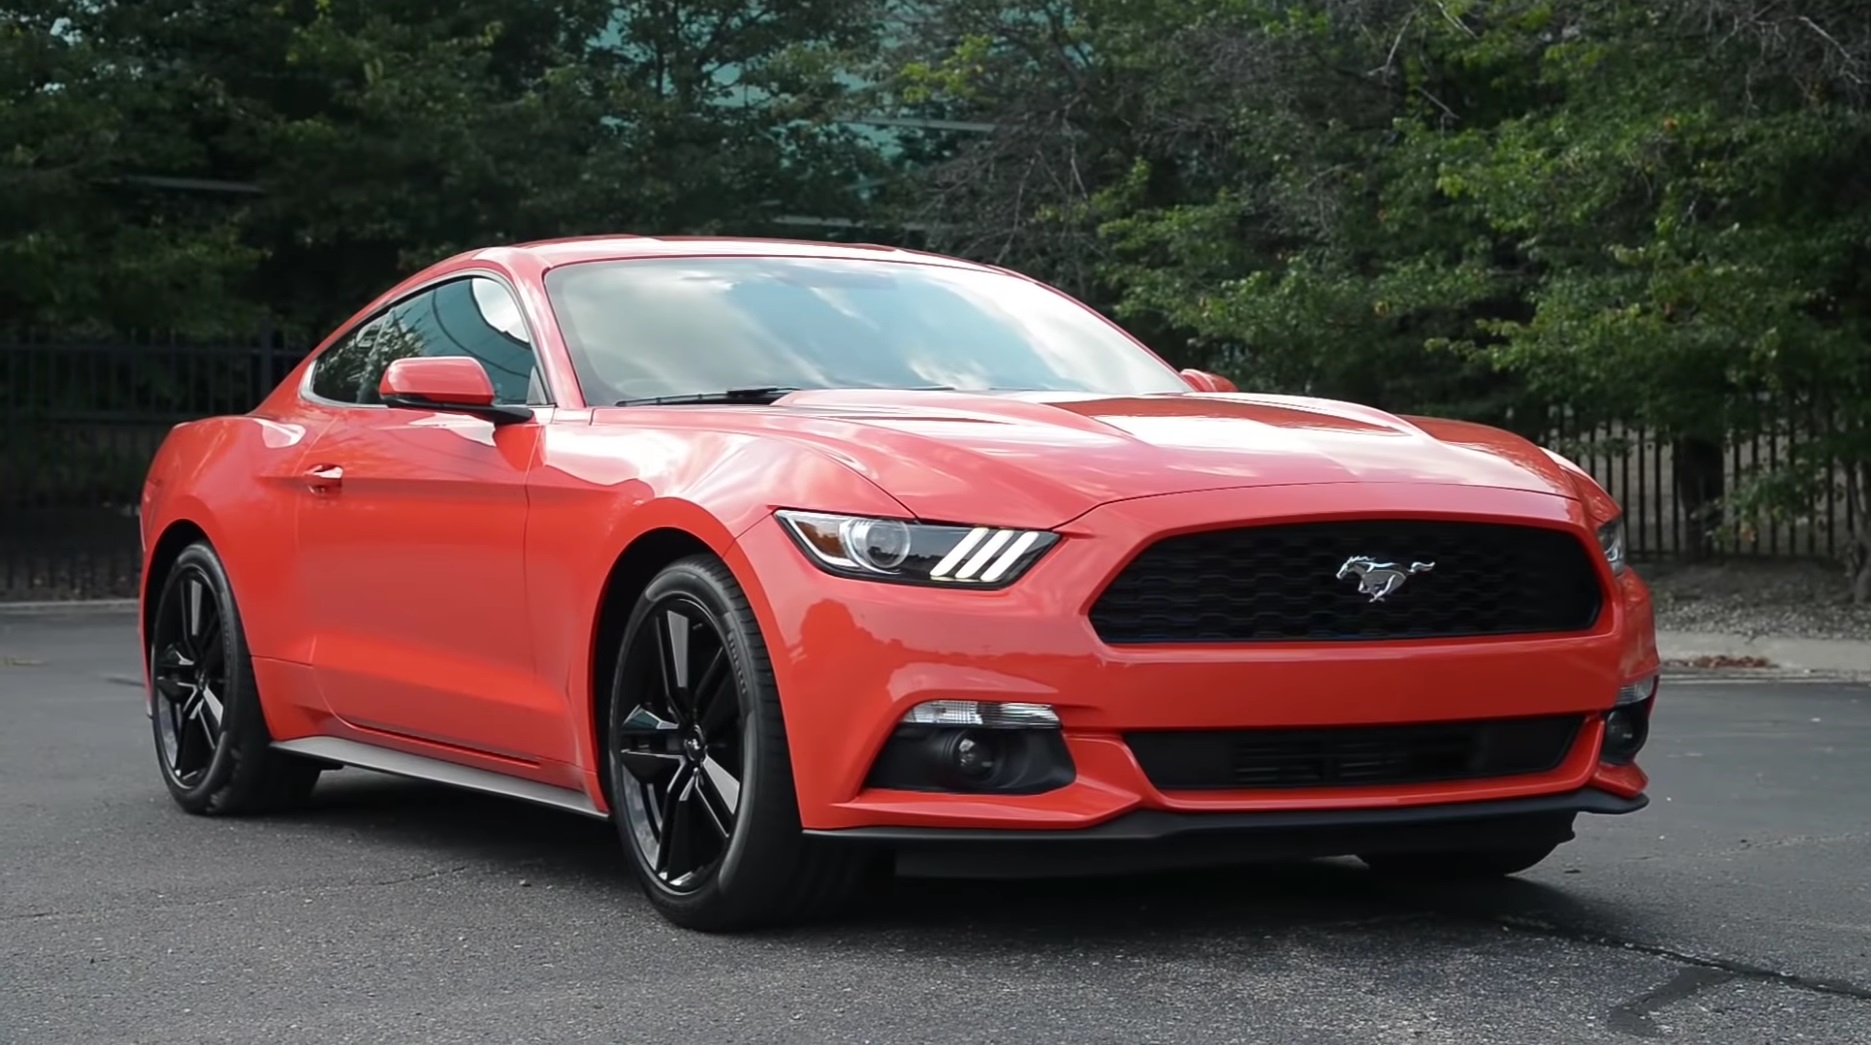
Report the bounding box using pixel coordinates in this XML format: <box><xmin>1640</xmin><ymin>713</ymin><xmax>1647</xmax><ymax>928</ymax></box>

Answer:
<box><xmin>1</xmin><ymin>0</ymin><xmax>885</xmax><ymax>336</ymax></box>
<box><xmin>871</xmin><ymin>0</ymin><xmax>1871</xmax><ymax>591</ymax></box>
<box><xmin>8</xmin><ymin>0</ymin><xmax>1871</xmax><ymax>590</ymax></box>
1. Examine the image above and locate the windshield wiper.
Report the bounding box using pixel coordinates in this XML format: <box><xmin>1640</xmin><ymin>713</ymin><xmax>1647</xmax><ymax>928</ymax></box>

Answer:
<box><xmin>615</xmin><ymin>386</ymin><xmax>803</xmax><ymax>407</ymax></box>
<box><xmin>613</xmin><ymin>384</ymin><xmax>964</xmax><ymax>407</ymax></box>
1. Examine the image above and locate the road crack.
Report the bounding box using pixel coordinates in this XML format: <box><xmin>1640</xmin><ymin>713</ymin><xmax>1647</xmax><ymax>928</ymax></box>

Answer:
<box><xmin>1489</xmin><ymin>912</ymin><xmax>1871</xmax><ymax>1003</ymax></box>
<box><xmin>4</xmin><ymin>863</ymin><xmax>480</xmax><ymax>923</ymax></box>
<box><xmin>1606</xmin><ymin>966</ymin><xmax>1737</xmax><ymax>1037</ymax></box>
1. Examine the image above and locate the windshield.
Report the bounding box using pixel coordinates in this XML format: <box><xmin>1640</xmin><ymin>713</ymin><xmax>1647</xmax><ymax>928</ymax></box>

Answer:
<box><xmin>542</xmin><ymin>255</ymin><xmax>1190</xmax><ymax>405</ymax></box>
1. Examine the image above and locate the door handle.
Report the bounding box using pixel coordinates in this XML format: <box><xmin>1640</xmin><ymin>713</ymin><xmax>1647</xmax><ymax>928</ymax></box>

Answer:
<box><xmin>303</xmin><ymin>464</ymin><xmax>344</xmax><ymax>492</ymax></box>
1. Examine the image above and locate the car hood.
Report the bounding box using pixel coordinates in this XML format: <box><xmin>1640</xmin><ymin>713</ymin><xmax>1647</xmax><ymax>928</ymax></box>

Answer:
<box><xmin>589</xmin><ymin>389</ymin><xmax>1582</xmax><ymax>529</ymax></box>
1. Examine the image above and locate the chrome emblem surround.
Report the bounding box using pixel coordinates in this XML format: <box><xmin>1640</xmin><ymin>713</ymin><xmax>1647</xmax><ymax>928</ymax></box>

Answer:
<box><xmin>1336</xmin><ymin>555</ymin><xmax>1436</xmax><ymax>602</ymax></box>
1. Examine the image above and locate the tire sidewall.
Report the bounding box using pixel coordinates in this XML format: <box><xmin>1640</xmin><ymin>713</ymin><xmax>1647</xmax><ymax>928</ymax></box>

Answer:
<box><xmin>606</xmin><ymin>558</ymin><xmax>783</xmax><ymax>921</ymax></box>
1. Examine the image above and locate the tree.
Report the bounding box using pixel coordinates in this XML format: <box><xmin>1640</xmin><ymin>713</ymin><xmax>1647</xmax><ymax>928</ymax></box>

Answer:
<box><xmin>0</xmin><ymin>1</ymin><xmax>262</xmax><ymax>335</ymax></box>
<box><xmin>3</xmin><ymin>0</ymin><xmax>889</xmax><ymax>337</ymax></box>
<box><xmin>885</xmin><ymin>0</ymin><xmax>1871</xmax><ymax>598</ymax></box>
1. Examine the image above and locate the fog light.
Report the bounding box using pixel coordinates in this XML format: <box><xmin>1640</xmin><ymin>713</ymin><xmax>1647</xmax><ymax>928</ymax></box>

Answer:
<box><xmin>865</xmin><ymin>703</ymin><xmax>1074</xmax><ymax>795</ymax></box>
<box><xmin>939</xmin><ymin>730</ymin><xmax>1002</xmax><ymax>785</ymax></box>
<box><xmin>1602</xmin><ymin>704</ymin><xmax>1650</xmax><ymax>764</ymax></box>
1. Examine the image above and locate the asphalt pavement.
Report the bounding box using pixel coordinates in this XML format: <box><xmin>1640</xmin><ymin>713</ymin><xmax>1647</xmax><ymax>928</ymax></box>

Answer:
<box><xmin>3</xmin><ymin>607</ymin><xmax>1867</xmax><ymax>1045</ymax></box>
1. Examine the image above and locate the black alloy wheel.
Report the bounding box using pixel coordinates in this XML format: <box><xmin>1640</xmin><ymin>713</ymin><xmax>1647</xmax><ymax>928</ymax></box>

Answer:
<box><xmin>614</xmin><ymin>590</ymin><xmax>745</xmax><ymax>893</ymax></box>
<box><xmin>605</xmin><ymin>555</ymin><xmax>885</xmax><ymax>931</ymax></box>
<box><xmin>151</xmin><ymin>559</ymin><xmax>230</xmax><ymax>789</ymax></box>
<box><xmin>148</xmin><ymin>541</ymin><xmax>323</xmax><ymax>814</ymax></box>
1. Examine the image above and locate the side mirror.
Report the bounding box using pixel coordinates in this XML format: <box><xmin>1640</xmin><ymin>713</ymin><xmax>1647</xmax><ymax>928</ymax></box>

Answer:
<box><xmin>379</xmin><ymin>357</ymin><xmax>532</xmax><ymax>424</ymax></box>
<box><xmin>1179</xmin><ymin>368</ymin><xmax>1238</xmax><ymax>393</ymax></box>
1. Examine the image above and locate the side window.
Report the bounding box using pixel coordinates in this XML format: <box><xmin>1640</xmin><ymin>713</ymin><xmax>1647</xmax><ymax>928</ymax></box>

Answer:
<box><xmin>308</xmin><ymin>316</ymin><xmax>386</xmax><ymax>404</ymax></box>
<box><xmin>307</xmin><ymin>276</ymin><xmax>545</xmax><ymax>407</ymax></box>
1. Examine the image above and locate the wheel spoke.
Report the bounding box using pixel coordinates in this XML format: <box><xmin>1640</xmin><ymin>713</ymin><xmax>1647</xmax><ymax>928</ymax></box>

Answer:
<box><xmin>617</xmin><ymin>703</ymin><xmax>682</xmax><ymax>780</ymax></box>
<box><xmin>698</xmin><ymin>755</ymin><xmax>741</xmax><ymax>818</ymax></box>
<box><xmin>653</xmin><ymin>765</ymin><xmax>695</xmax><ymax>877</ymax></box>
<box><xmin>184</xmin><ymin>575</ymin><xmax>207</xmax><ymax>646</ymax></box>
<box><xmin>690</xmin><ymin>780</ymin><xmax>731</xmax><ymax>840</ymax></box>
<box><xmin>197</xmin><ymin>687</ymin><xmax>224</xmax><ymax>746</ymax></box>
<box><xmin>153</xmin><ymin>644</ymin><xmax>195</xmax><ymax>701</ymax></box>
<box><xmin>654</xmin><ymin>608</ymin><xmax>692</xmax><ymax>725</ymax></box>
<box><xmin>197</xmin><ymin>618</ymin><xmax>224</xmax><ymax>676</ymax></box>
<box><xmin>690</xmin><ymin>647</ymin><xmax>733</xmax><ymax>735</ymax></box>
<box><xmin>170</xmin><ymin>700</ymin><xmax>196</xmax><ymax>770</ymax></box>
<box><xmin>155</xmin><ymin>645</ymin><xmax>194</xmax><ymax>673</ymax></box>
<box><xmin>619</xmin><ymin>703</ymin><xmax>679</xmax><ymax>739</ymax></box>
<box><xmin>621</xmin><ymin>749</ymin><xmax>684</xmax><ymax>782</ymax></box>
<box><xmin>152</xmin><ymin>671</ymin><xmax>191</xmax><ymax>702</ymax></box>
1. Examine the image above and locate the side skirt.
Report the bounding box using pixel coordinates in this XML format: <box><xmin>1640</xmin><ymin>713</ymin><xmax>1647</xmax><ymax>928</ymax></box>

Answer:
<box><xmin>273</xmin><ymin>736</ymin><xmax>608</xmax><ymax>820</ymax></box>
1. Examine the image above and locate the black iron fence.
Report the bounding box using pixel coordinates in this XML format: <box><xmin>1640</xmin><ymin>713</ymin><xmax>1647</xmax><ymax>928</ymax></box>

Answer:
<box><xmin>1</xmin><ymin>331</ymin><xmax>1862</xmax><ymax>600</ymax></box>
<box><xmin>1538</xmin><ymin>406</ymin><xmax>1863</xmax><ymax>562</ymax></box>
<box><xmin>1</xmin><ymin>330</ymin><xmax>307</xmax><ymax>600</ymax></box>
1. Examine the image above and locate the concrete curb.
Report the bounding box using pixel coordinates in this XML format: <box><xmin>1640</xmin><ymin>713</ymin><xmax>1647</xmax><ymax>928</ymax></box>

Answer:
<box><xmin>1658</xmin><ymin>630</ymin><xmax>1871</xmax><ymax>680</ymax></box>
<box><xmin>0</xmin><ymin>599</ymin><xmax>137</xmax><ymax>615</ymax></box>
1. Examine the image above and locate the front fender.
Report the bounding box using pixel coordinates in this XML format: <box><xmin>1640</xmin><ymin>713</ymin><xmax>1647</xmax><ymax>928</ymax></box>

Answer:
<box><xmin>526</xmin><ymin>424</ymin><xmax>911</xmax><ymax>795</ymax></box>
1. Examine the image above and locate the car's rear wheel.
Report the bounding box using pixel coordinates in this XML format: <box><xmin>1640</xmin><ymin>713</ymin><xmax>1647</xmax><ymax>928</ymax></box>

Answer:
<box><xmin>606</xmin><ymin>554</ymin><xmax>881</xmax><ymax>931</ymax></box>
<box><xmin>148</xmin><ymin>541</ymin><xmax>323</xmax><ymax>815</ymax></box>
<box><xmin>1358</xmin><ymin>842</ymin><xmax>1560</xmax><ymax>880</ymax></box>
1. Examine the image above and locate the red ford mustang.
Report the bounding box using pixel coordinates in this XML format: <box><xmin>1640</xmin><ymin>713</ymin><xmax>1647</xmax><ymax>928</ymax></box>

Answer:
<box><xmin>137</xmin><ymin>235</ymin><xmax>1659</xmax><ymax>930</ymax></box>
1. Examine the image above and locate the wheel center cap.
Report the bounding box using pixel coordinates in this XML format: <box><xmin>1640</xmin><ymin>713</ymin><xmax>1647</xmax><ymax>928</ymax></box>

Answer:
<box><xmin>683</xmin><ymin>735</ymin><xmax>704</xmax><ymax>760</ymax></box>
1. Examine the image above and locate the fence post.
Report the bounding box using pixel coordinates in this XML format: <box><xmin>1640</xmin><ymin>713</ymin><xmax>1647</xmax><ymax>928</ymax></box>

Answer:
<box><xmin>258</xmin><ymin>315</ymin><xmax>278</xmax><ymax>395</ymax></box>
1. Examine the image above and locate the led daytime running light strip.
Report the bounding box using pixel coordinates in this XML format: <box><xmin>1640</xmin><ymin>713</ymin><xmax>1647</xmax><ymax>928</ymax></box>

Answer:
<box><xmin>929</xmin><ymin>527</ymin><xmax>1045</xmax><ymax>583</ymax></box>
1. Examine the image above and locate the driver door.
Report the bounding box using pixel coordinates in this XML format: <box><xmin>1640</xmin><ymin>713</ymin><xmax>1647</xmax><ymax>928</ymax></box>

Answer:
<box><xmin>291</xmin><ymin>275</ymin><xmax>573</xmax><ymax>766</ymax></box>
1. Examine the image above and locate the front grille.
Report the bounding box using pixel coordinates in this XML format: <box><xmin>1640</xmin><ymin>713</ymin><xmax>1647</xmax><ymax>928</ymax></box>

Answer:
<box><xmin>1125</xmin><ymin>715</ymin><xmax>1584</xmax><ymax>791</ymax></box>
<box><xmin>1088</xmin><ymin>519</ymin><xmax>1604</xmax><ymax>644</ymax></box>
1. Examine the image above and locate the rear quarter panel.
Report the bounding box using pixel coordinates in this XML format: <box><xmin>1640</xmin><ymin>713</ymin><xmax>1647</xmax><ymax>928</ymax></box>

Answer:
<box><xmin>139</xmin><ymin>413</ymin><xmax>331</xmax><ymax>665</ymax></box>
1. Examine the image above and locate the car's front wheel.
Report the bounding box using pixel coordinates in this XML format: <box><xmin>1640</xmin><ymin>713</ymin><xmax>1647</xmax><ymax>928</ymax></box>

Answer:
<box><xmin>605</xmin><ymin>554</ymin><xmax>881</xmax><ymax>931</ymax></box>
<box><xmin>1358</xmin><ymin>842</ymin><xmax>1560</xmax><ymax>880</ymax></box>
<box><xmin>148</xmin><ymin>540</ymin><xmax>323</xmax><ymax>815</ymax></box>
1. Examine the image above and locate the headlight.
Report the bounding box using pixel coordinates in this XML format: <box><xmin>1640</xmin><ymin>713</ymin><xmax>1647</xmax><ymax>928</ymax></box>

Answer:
<box><xmin>776</xmin><ymin>510</ymin><xmax>1059</xmax><ymax>588</ymax></box>
<box><xmin>1597</xmin><ymin>515</ymin><xmax>1627</xmax><ymax>575</ymax></box>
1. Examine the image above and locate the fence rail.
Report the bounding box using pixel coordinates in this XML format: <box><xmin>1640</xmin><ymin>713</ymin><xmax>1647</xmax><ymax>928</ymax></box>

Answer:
<box><xmin>1542</xmin><ymin>410</ymin><xmax>1861</xmax><ymax>562</ymax></box>
<box><xmin>1</xmin><ymin>334</ymin><xmax>1861</xmax><ymax>600</ymax></box>
<box><xmin>2</xmin><ymin>332</ymin><xmax>308</xmax><ymax>600</ymax></box>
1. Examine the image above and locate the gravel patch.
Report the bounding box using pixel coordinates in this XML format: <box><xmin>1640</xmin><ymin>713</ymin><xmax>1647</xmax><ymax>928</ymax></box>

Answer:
<box><xmin>1641</xmin><ymin>558</ymin><xmax>1871</xmax><ymax>640</ymax></box>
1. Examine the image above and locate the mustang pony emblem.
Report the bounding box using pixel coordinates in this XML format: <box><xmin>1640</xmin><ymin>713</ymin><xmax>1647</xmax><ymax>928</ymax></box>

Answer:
<box><xmin>1335</xmin><ymin>556</ymin><xmax>1435</xmax><ymax>602</ymax></box>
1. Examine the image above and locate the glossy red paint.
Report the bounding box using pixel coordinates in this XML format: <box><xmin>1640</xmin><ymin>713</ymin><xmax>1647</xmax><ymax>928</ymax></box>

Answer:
<box><xmin>1179</xmin><ymin>368</ymin><xmax>1239</xmax><ymax>393</ymax></box>
<box><xmin>137</xmin><ymin>234</ymin><xmax>1657</xmax><ymax>844</ymax></box>
<box><xmin>379</xmin><ymin>356</ymin><xmax>497</xmax><ymax>406</ymax></box>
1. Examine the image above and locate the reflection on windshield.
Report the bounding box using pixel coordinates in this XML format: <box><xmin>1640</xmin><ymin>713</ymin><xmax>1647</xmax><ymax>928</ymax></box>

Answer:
<box><xmin>543</xmin><ymin>256</ymin><xmax>1190</xmax><ymax>405</ymax></box>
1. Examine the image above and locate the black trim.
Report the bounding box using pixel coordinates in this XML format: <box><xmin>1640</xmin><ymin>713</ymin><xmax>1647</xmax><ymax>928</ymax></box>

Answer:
<box><xmin>808</xmin><ymin>789</ymin><xmax>1646</xmax><ymax>879</ymax></box>
<box><xmin>1124</xmin><ymin>714</ymin><xmax>1585</xmax><ymax>791</ymax></box>
<box><xmin>1087</xmin><ymin>519</ymin><xmax>1607</xmax><ymax>645</ymax></box>
<box><xmin>811</xmin><ymin>789</ymin><xmax>1644</xmax><ymax>844</ymax></box>
<box><xmin>380</xmin><ymin>393</ymin><xmax>534</xmax><ymax>425</ymax></box>
<box><xmin>863</xmin><ymin>724</ymin><xmax>1076</xmax><ymax>794</ymax></box>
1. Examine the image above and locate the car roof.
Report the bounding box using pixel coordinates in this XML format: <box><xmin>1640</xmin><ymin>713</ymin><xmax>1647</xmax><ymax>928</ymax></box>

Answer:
<box><xmin>465</xmin><ymin>234</ymin><xmax>993</xmax><ymax>273</ymax></box>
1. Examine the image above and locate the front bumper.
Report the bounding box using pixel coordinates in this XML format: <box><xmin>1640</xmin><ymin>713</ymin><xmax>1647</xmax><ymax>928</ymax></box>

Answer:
<box><xmin>727</xmin><ymin>482</ymin><xmax>1659</xmax><ymax>833</ymax></box>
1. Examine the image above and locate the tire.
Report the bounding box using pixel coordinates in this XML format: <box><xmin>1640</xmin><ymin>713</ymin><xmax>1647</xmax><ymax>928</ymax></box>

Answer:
<box><xmin>148</xmin><ymin>540</ymin><xmax>323</xmax><ymax>815</ymax></box>
<box><xmin>1358</xmin><ymin>842</ymin><xmax>1559</xmax><ymax>880</ymax></box>
<box><xmin>605</xmin><ymin>554</ymin><xmax>882</xmax><ymax>931</ymax></box>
